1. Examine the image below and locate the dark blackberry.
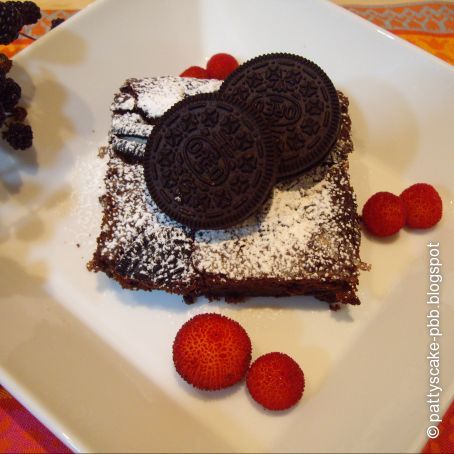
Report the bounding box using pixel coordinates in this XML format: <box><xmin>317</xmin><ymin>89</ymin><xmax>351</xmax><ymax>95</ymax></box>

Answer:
<box><xmin>3</xmin><ymin>122</ymin><xmax>33</xmax><ymax>149</ymax></box>
<box><xmin>51</xmin><ymin>18</ymin><xmax>65</xmax><ymax>29</ymax></box>
<box><xmin>11</xmin><ymin>106</ymin><xmax>27</xmax><ymax>121</ymax></box>
<box><xmin>7</xmin><ymin>1</ymin><xmax>41</xmax><ymax>26</ymax></box>
<box><xmin>0</xmin><ymin>70</ymin><xmax>5</xmax><ymax>93</ymax></box>
<box><xmin>0</xmin><ymin>104</ymin><xmax>5</xmax><ymax>128</ymax></box>
<box><xmin>0</xmin><ymin>53</ymin><xmax>12</xmax><ymax>73</ymax></box>
<box><xmin>1</xmin><ymin>78</ymin><xmax>21</xmax><ymax>111</ymax></box>
<box><xmin>0</xmin><ymin>2</ymin><xmax>22</xmax><ymax>45</ymax></box>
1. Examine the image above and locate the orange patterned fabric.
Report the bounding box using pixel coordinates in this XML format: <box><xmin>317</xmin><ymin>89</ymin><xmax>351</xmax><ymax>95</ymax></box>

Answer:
<box><xmin>345</xmin><ymin>2</ymin><xmax>454</xmax><ymax>64</ymax></box>
<box><xmin>0</xmin><ymin>10</ymin><xmax>76</xmax><ymax>58</ymax></box>
<box><xmin>0</xmin><ymin>4</ymin><xmax>453</xmax><ymax>454</ymax></box>
<box><xmin>0</xmin><ymin>386</ymin><xmax>70</xmax><ymax>453</ymax></box>
<box><xmin>393</xmin><ymin>30</ymin><xmax>454</xmax><ymax>64</ymax></box>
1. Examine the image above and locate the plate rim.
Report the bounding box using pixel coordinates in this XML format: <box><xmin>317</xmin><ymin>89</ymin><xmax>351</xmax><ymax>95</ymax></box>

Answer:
<box><xmin>1</xmin><ymin>0</ymin><xmax>453</xmax><ymax>452</ymax></box>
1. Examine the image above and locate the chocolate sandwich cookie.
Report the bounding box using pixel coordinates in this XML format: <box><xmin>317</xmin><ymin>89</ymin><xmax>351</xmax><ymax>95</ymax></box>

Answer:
<box><xmin>220</xmin><ymin>53</ymin><xmax>341</xmax><ymax>179</ymax></box>
<box><xmin>143</xmin><ymin>94</ymin><xmax>278</xmax><ymax>230</ymax></box>
<box><xmin>110</xmin><ymin>112</ymin><xmax>154</xmax><ymax>162</ymax></box>
<box><xmin>109</xmin><ymin>77</ymin><xmax>223</xmax><ymax>163</ymax></box>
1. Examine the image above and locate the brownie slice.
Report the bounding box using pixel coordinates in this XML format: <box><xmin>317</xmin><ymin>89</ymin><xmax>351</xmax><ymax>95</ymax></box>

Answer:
<box><xmin>109</xmin><ymin>77</ymin><xmax>222</xmax><ymax>161</ymax></box>
<box><xmin>89</xmin><ymin>77</ymin><xmax>364</xmax><ymax>306</ymax></box>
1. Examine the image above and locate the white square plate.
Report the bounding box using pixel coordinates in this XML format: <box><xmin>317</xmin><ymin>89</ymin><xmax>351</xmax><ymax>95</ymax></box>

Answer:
<box><xmin>1</xmin><ymin>0</ymin><xmax>453</xmax><ymax>452</ymax></box>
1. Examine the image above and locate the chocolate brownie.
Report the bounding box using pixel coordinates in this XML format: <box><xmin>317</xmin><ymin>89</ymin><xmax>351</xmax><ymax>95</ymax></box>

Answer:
<box><xmin>109</xmin><ymin>77</ymin><xmax>222</xmax><ymax>162</ymax></box>
<box><xmin>89</xmin><ymin>77</ymin><xmax>364</xmax><ymax>306</ymax></box>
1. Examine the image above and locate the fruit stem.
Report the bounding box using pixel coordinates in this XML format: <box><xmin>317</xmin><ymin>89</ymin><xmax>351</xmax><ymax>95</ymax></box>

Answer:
<box><xmin>19</xmin><ymin>32</ymin><xmax>36</xmax><ymax>41</ymax></box>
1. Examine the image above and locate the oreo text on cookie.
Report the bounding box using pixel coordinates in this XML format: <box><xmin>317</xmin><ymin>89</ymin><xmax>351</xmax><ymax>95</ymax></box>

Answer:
<box><xmin>143</xmin><ymin>94</ymin><xmax>278</xmax><ymax>230</ymax></box>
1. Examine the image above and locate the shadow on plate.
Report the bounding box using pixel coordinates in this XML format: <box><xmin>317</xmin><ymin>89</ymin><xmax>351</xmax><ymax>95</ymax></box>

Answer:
<box><xmin>0</xmin><ymin>146</ymin><xmax>38</xmax><ymax>199</ymax></box>
<box><xmin>0</xmin><ymin>65</ymin><xmax>93</xmax><ymax>245</ymax></box>
<box><xmin>1</xmin><ymin>27</ymin><xmax>92</xmax><ymax>202</ymax></box>
<box><xmin>0</xmin><ymin>255</ymin><xmax>241</xmax><ymax>452</ymax></box>
<box><xmin>173</xmin><ymin>368</ymin><xmax>243</xmax><ymax>401</ymax></box>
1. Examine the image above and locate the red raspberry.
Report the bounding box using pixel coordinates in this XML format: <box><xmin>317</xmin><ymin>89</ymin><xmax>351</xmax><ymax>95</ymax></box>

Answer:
<box><xmin>246</xmin><ymin>352</ymin><xmax>305</xmax><ymax>411</ymax></box>
<box><xmin>362</xmin><ymin>191</ymin><xmax>406</xmax><ymax>237</ymax></box>
<box><xmin>173</xmin><ymin>313</ymin><xmax>252</xmax><ymax>391</ymax></box>
<box><xmin>400</xmin><ymin>183</ymin><xmax>442</xmax><ymax>229</ymax></box>
<box><xmin>206</xmin><ymin>53</ymin><xmax>239</xmax><ymax>80</ymax></box>
<box><xmin>180</xmin><ymin>66</ymin><xmax>209</xmax><ymax>79</ymax></box>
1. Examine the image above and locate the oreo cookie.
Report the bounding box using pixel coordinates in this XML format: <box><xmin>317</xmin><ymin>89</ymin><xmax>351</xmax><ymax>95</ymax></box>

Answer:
<box><xmin>143</xmin><ymin>94</ymin><xmax>278</xmax><ymax>230</ymax></box>
<box><xmin>110</xmin><ymin>112</ymin><xmax>153</xmax><ymax>162</ymax></box>
<box><xmin>220</xmin><ymin>53</ymin><xmax>341</xmax><ymax>179</ymax></box>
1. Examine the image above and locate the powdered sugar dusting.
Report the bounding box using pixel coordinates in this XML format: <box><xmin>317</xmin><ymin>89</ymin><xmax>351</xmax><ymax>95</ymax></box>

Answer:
<box><xmin>112</xmin><ymin>92</ymin><xmax>135</xmax><ymax>111</ymax></box>
<box><xmin>69</xmin><ymin>148</ymin><xmax>108</xmax><ymax>252</ymax></box>
<box><xmin>126</xmin><ymin>77</ymin><xmax>222</xmax><ymax>119</ymax></box>
<box><xmin>110</xmin><ymin>136</ymin><xmax>147</xmax><ymax>159</ymax></box>
<box><xmin>111</xmin><ymin>112</ymin><xmax>153</xmax><ymax>137</ymax></box>
<box><xmin>91</xmin><ymin>78</ymin><xmax>361</xmax><ymax>301</ymax></box>
<box><xmin>194</xmin><ymin>163</ymin><xmax>359</xmax><ymax>280</ymax></box>
<box><xmin>109</xmin><ymin>77</ymin><xmax>222</xmax><ymax>161</ymax></box>
<box><xmin>96</xmin><ymin>151</ymin><xmax>196</xmax><ymax>291</ymax></box>
<box><xmin>193</xmin><ymin>91</ymin><xmax>360</xmax><ymax>280</ymax></box>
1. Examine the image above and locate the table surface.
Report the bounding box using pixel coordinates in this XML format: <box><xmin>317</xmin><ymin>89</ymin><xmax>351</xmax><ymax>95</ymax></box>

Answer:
<box><xmin>0</xmin><ymin>1</ymin><xmax>453</xmax><ymax>453</ymax></box>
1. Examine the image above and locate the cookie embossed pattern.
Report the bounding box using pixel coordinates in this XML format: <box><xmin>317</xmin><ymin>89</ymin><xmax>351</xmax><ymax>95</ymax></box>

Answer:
<box><xmin>221</xmin><ymin>53</ymin><xmax>341</xmax><ymax>179</ymax></box>
<box><xmin>143</xmin><ymin>94</ymin><xmax>278</xmax><ymax>230</ymax></box>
